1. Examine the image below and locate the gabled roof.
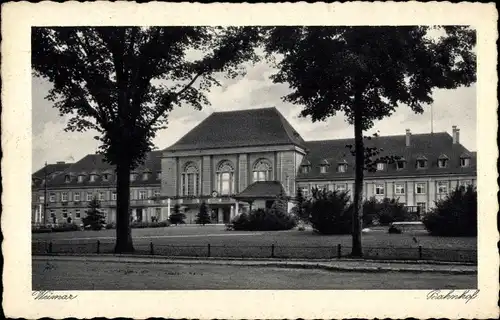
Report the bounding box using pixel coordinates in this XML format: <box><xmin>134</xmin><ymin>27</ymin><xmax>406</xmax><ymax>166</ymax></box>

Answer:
<box><xmin>36</xmin><ymin>151</ymin><xmax>162</xmax><ymax>189</ymax></box>
<box><xmin>297</xmin><ymin>132</ymin><xmax>476</xmax><ymax>181</ymax></box>
<box><xmin>234</xmin><ymin>181</ymin><xmax>287</xmax><ymax>200</ymax></box>
<box><xmin>163</xmin><ymin>107</ymin><xmax>307</xmax><ymax>152</ymax></box>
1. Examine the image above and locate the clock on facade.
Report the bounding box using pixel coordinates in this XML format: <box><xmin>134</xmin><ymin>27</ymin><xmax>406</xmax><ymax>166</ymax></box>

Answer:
<box><xmin>211</xmin><ymin>191</ymin><xmax>218</xmax><ymax>198</ymax></box>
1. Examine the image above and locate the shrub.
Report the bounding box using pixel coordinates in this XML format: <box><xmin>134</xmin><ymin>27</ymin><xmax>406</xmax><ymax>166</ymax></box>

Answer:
<box><xmin>196</xmin><ymin>202</ymin><xmax>211</xmax><ymax>225</ymax></box>
<box><xmin>231</xmin><ymin>198</ymin><xmax>297</xmax><ymax>231</ymax></box>
<box><xmin>360</xmin><ymin>197</ymin><xmax>416</xmax><ymax>226</ymax></box>
<box><xmin>309</xmin><ymin>189</ymin><xmax>352</xmax><ymax>234</ymax></box>
<box><xmin>51</xmin><ymin>223</ymin><xmax>80</xmax><ymax>232</ymax></box>
<box><xmin>82</xmin><ymin>197</ymin><xmax>106</xmax><ymax>230</ymax></box>
<box><xmin>131</xmin><ymin>221</ymin><xmax>170</xmax><ymax>228</ymax></box>
<box><xmin>423</xmin><ymin>185</ymin><xmax>477</xmax><ymax>236</ymax></box>
<box><xmin>31</xmin><ymin>225</ymin><xmax>53</xmax><ymax>233</ymax></box>
<box><xmin>105</xmin><ymin>222</ymin><xmax>116</xmax><ymax>229</ymax></box>
<box><xmin>169</xmin><ymin>204</ymin><xmax>186</xmax><ymax>225</ymax></box>
<box><xmin>294</xmin><ymin>187</ymin><xmax>308</xmax><ymax>222</ymax></box>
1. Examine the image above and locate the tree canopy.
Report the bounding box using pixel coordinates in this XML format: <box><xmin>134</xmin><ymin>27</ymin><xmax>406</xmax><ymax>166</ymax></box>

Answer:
<box><xmin>263</xmin><ymin>26</ymin><xmax>476</xmax><ymax>256</ymax></box>
<box><xmin>31</xmin><ymin>27</ymin><xmax>261</xmax><ymax>252</ymax></box>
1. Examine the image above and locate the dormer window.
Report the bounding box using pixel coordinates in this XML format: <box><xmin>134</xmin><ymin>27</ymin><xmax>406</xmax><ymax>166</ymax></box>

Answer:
<box><xmin>102</xmin><ymin>173</ymin><xmax>110</xmax><ymax>181</ymax></box>
<box><xmin>319</xmin><ymin>159</ymin><xmax>329</xmax><ymax>174</ymax></box>
<box><xmin>130</xmin><ymin>173</ymin><xmax>137</xmax><ymax>181</ymax></box>
<box><xmin>460</xmin><ymin>154</ymin><xmax>471</xmax><ymax>167</ymax></box>
<box><xmin>396</xmin><ymin>158</ymin><xmax>406</xmax><ymax>170</ymax></box>
<box><xmin>438</xmin><ymin>154</ymin><xmax>449</xmax><ymax>168</ymax></box>
<box><xmin>156</xmin><ymin>171</ymin><xmax>162</xmax><ymax>180</ymax></box>
<box><xmin>416</xmin><ymin>156</ymin><xmax>427</xmax><ymax>169</ymax></box>
<box><xmin>89</xmin><ymin>174</ymin><xmax>97</xmax><ymax>182</ymax></box>
<box><xmin>337</xmin><ymin>161</ymin><xmax>348</xmax><ymax>173</ymax></box>
<box><xmin>142</xmin><ymin>172</ymin><xmax>150</xmax><ymax>181</ymax></box>
<box><xmin>77</xmin><ymin>175</ymin><xmax>84</xmax><ymax>183</ymax></box>
<box><xmin>64</xmin><ymin>175</ymin><xmax>71</xmax><ymax>183</ymax></box>
<box><xmin>376</xmin><ymin>162</ymin><xmax>386</xmax><ymax>171</ymax></box>
<box><xmin>301</xmin><ymin>165</ymin><xmax>311</xmax><ymax>174</ymax></box>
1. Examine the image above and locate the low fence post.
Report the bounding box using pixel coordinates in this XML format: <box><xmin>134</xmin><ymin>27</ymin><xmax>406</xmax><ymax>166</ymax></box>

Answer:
<box><xmin>207</xmin><ymin>244</ymin><xmax>211</xmax><ymax>258</ymax></box>
<box><xmin>418</xmin><ymin>245</ymin><xmax>423</xmax><ymax>260</ymax></box>
<box><xmin>150</xmin><ymin>241</ymin><xmax>154</xmax><ymax>255</ymax></box>
<box><xmin>271</xmin><ymin>244</ymin><xmax>275</xmax><ymax>258</ymax></box>
<box><xmin>48</xmin><ymin>241</ymin><xmax>53</xmax><ymax>254</ymax></box>
<box><xmin>337</xmin><ymin>244</ymin><xmax>341</xmax><ymax>259</ymax></box>
<box><xmin>96</xmin><ymin>240</ymin><xmax>100</xmax><ymax>254</ymax></box>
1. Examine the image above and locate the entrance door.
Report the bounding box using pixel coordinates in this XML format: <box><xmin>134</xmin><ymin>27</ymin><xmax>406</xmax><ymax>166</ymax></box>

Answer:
<box><xmin>136</xmin><ymin>208</ymin><xmax>143</xmax><ymax>222</ymax></box>
<box><xmin>222</xmin><ymin>207</ymin><xmax>231</xmax><ymax>224</ymax></box>
<box><xmin>211</xmin><ymin>208</ymin><xmax>218</xmax><ymax>223</ymax></box>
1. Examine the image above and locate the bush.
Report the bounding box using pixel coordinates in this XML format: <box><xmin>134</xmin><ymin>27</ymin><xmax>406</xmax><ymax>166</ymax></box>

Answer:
<box><xmin>131</xmin><ymin>221</ymin><xmax>170</xmax><ymax>228</ymax></box>
<box><xmin>169</xmin><ymin>204</ymin><xmax>186</xmax><ymax>225</ymax></box>
<box><xmin>196</xmin><ymin>202</ymin><xmax>211</xmax><ymax>225</ymax></box>
<box><xmin>361</xmin><ymin>197</ymin><xmax>416</xmax><ymax>226</ymax></box>
<box><xmin>51</xmin><ymin>223</ymin><xmax>80</xmax><ymax>232</ymax></box>
<box><xmin>105</xmin><ymin>222</ymin><xmax>116</xmax><ymax>229</ymax></box>
<box><xmin>308</xmin><ymin>189</ymin><xmax>352</xmax><ymax>234</ymax></box>
<box><xmin>31</xmin><ymin>225</ymin><xmax>53</xmax><ymax>233</ymax></box>
<box><xmin>231</xmin><ymin>196</ymin><xmax>296</xmax><ymax>231</ymax></box>
<box><xmin>82</xmin><ymin>198</ymin><xmax>106</xmax><ymax>230</ymax></box>
<box><xmin>423</xmin><ymin>185</ymin><xmax>477</xmax><ymax>236</ymax></box>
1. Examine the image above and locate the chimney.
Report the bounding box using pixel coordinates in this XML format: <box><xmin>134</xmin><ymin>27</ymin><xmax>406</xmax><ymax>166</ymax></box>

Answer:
<box><xmin>405</xmin><ymin>129</ymin><xmax>411</xmax><ymax>147</ymax></box>
<box><xmin>452</xmin><ymin>126</ymin><xmax>460</xmax><ymax>144</ymax></box>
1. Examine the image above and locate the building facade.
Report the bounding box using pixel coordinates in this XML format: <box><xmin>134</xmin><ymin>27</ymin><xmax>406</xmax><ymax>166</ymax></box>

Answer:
<box><xmin>32</xmin><ymin>107</ymin><xmax>476</xmax><ymax>224</ymax></box>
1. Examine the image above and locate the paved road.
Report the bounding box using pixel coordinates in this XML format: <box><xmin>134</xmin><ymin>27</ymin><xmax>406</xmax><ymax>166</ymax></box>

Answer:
<box><xmin>33</xmin><ymin>257</ymin><xmax>477</xmax><ymax>290</ymax></box>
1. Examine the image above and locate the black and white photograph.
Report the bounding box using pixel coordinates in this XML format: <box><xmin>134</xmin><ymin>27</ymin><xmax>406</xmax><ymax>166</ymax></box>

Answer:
<box><xmin>2</xmin><ymin>2</ymin><xmax>498</xmax><ymax>319</ymax></box>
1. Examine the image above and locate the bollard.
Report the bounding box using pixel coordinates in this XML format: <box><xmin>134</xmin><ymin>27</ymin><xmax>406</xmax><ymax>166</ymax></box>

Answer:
<box><xmin>97</xmin><ymin>240</ymin><xmax>100</xmax><ymax>254</ymax></box>
<box><xmin>150</xmin><ymin>241</ymin><xmax>154</xmax><ymax>255</ymax></box>
<box><xmin>207</xmin><ymin>244</ymin><xmax>211</xmax><ymax>257</ymax></box>
<box><xmin>337</xmin><ymin>244</ymin><xmax>341</xmax><ymax>258</ymax></box>
<box><xmin>418</xmin><ymin>245</ymin><xmax>423</xmax><ymax>260</ymax></box>
<box><xmin>48</xmin><ymin>241</ymin><xmax>53</xmax><ymax>254</ymax></box>
<box><xmin>271</xmin><ymin>244</ymin><xmax>275</xmax><ymax>258</ymax></box>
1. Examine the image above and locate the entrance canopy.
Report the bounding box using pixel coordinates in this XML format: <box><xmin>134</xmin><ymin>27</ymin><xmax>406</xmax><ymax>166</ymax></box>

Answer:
<box><xmin>233</xmin><ymin>181</ymin><xmax>288</xmax><ymax>202</ymax></box>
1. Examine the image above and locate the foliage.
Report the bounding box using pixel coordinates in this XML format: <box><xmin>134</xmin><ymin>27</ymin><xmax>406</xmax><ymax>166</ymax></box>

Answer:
<box><xmin>308</xmin><ymin>188</ymin><xmax>352</xmax><ymax>235</ymax></box>
<box><xmin>262</xmin><ymin>26</ymin><xmax>476</xmax><ymax>256</ymax></box>
<box><xmin>231</xmin><ymin>198</ymin><xmax>297</xmax><ymax>231</ymax></box>
<box><xmin>51</xmin><ymin>223</ymin><xmax>80</xmax><ymax>232</ymax></box>
<box><xmin>422</xmin><ymin>185</ymin><xmax>477</xmax><ymax>236</ymax></box>
<box><xmin>32</xmin><ymin>27</ymin><xmax>262</xmax><ymax>252</ymax></box>
<box><xmin>169</xmin><ymin>203</ymin><xmax>186</xmax><ymax>225</ymax></box>
<box><xmin>130</xmin><ymin>221</ymin><xmax>171</xmax><ymax>228</ymax></box>
<box><xmin>294</xmin><ymin>186</ymin><xmax>308</xmax><ymax>222</ymax></box>
<box><xmin>105</xmin><ymin>222</ymin><xmax>116</xmax><ymax>229</ymax></box>
<box><xmin>31</xmin><ymin>225</ymin><xmax>53</xmax><ymax>233</ymax></box>
<box><xmin>82</xmin><ymin>198</ymin><xmax>106</xmax><ymax>230</ymax></box>
<box><xmin>196</xmin><ymin>202</ymin><xmax>212</xmax><ymax>225</ymax></box>
<box><xmin>360</xmin><ymin>197</ymin><xmax>416</xmax><ymax>226</ymax></box>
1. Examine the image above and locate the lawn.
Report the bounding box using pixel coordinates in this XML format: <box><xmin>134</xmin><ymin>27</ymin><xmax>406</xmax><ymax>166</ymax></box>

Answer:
<box><xmin>32</xmin><ymin>225</ymin><xmax>477</xmax><ymax>262</ymax></box>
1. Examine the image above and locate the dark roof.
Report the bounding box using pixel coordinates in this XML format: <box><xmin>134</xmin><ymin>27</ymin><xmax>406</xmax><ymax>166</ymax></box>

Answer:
<box><xmin>36</xmin><ymin>151</ymin><xmax>162</xmax><ymax>189</ymax></box>
<box><xmin>164</xmin><ymin>107</ymin><xmax>307</xmax><ymax>152</ymax></box>
<box><xmin>297</xmin><ymin>132</ymin><xmax>476</xmax><ymax>181</ymax></box>
<box><xmin>32</xmin><ymin>162</ymin><xmax>73</xmax><ymax>180</ymax></box>
<box><xmin>234</xmin><ymin>181</ymin><xmax>287</xmax><ymax>200</ymax></box>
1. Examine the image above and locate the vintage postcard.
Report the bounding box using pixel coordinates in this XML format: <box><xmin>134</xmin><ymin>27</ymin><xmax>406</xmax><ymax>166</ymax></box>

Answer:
<box><xmin>1</xmin><ymin>2</ymin><xmax>498</xmax><ymax>319</ymax></box>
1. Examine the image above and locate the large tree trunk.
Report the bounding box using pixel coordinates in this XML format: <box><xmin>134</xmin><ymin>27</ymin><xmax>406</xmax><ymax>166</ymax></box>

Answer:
<box><xmin>351</xmin><ymin>105</ymin><xmax>364</xmax><ymax>257</ymax></box>
<box><xmin>114</xmin><ymin>161</ymin><xmax>134</xmax><ymax>253</ymax></box>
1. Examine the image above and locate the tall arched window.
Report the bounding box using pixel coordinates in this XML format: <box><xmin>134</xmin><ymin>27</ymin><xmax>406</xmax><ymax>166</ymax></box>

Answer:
<box><xmin>253</xmin><ymin>159</ymin><xmax>272</xmax><ymax>182</ymax></box>
<box><xmin>182</xmin><ymin>162</ymin><xmax>199</xmax><ymax>196</ymax></box>
<box><xmin>216</xmin><ymin>160</ymin><xmax>235</xmax><ymax>195</ymax></box>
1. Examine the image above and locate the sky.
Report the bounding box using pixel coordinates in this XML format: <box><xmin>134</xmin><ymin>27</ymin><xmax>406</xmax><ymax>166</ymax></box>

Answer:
<box><xmin>32</xmin><ymin>59</ymin><xmax>477</xmax><ymax>172</ymax></box>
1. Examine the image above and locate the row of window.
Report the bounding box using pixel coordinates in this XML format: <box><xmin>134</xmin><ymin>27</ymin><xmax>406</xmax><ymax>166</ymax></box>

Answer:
<box><xmin>306</xmin><ymin>156</ymin><xmax>472</xmax><ymax>174</ymax></box>
<box><xmin>45</xmin><ymin>190</ymin><xmax>161</xmax><ymax>203</ymax></box>
<box><xmin>180</xmin><ymin>159</ymin><xmax>273</xmax><ymax>196</ymax></box>
<box><xmin>302</xmin><ymin>180</ymin><xmax>473</xmax><ymax>196</ymax></box>
<box><xmin>47</xmin><ymin>208</ymin><xmax>163</xmax><ymax>221</ymax></box>
<box><xmin>64</xmin><ymin>172</ymin><xmax>162</xmax><ymax>183</ymax></box>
